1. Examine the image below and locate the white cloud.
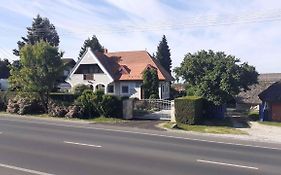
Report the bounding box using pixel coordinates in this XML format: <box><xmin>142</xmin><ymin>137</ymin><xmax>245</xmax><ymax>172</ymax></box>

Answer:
<box><xmin>0</xmin><ymin>0</ymin><xmax>281</xmax><ymax>73</ymax></box>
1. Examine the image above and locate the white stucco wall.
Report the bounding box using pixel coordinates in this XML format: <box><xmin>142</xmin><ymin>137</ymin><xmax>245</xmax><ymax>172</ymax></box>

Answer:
<box><xmin>0</xmin><ymin>79</ymin><xmax>9</xmax><ymax>91</ymax></box>
<box><xmin>66</xmin><ymin>48</ymin><xmax>114</xmax><ymax>92</ymax></box>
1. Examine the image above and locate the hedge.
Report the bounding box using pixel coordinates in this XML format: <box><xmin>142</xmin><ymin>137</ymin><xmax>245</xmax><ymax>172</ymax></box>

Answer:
<box><xmin>49</xmin><ymin>93</ymin><xmax>77</xmax><ymax>103</ymax></box>
<box><xmin>175</xmin><ymin>96</ymin><xmax>203</xmax><ymax>125</ymax></box>
<box><xmin>0</xmin><ymin>91</ymin><xmax>17</xmax><ymax>111</ymax></box>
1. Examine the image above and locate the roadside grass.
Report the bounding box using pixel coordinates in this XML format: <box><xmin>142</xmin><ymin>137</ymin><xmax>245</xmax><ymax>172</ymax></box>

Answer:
<box><xmin>163</xmin><ymin>121</ymin><xmax>247</xmax><ymax>135</ymax></box>
<box><xmin>0</xmin><ymin>111</ymin><xmax>125</xmax><ymax>124</ymax></box>
<box><xmin>88</xmin><ymin>116</ymin><xmax>126</xmax><ymax>123</ymax></box>
<box><xmin>259</xmin><ymin>121</ymin><xmax>281</xmax><ymax>127</ymax></box>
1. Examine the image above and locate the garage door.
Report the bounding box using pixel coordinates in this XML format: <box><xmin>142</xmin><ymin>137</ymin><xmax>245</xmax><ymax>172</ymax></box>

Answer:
<box><xmin>272</xmin><ymin>103</ymin><xmax>281</xmax><ymax>121</ymax></box>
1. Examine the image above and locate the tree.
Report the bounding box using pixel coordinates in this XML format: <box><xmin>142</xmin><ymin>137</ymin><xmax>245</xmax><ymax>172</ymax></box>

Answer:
<box><xmin>78</xmin><ymin>35</ymin><xmax>104</xmax><ymax>59</ymax></box>
<box><xmin>156</xmin><ymin>35</ymin><xmax>172</xmax><ymax>74</ymax></box>
<box><xmin>0</xmin><ymin>58</ymin><xmax>11</xmax><ymax>79</ymax></box>
<box><xmin>142</xmin><ymin>67</ymin><xmax>159</xmax><ymax>99</ymax></box>
<box><xmin>174</xmin><ymin>50</ymin><xmax>258</xmax><ymax>105</ymax></box>
<box><xmin>13</xmin><ymin>14</ymin><xmax>60</xmax><ymax>56</ymax></box>
<box><xmin>9</xmin><ymin>41</ymin><xmax>63</xmax><ymax>110</ymax></box>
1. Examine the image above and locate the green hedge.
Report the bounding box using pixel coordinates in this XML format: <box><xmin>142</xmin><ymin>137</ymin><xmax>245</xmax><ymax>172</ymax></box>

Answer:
<box><xmin>0</xmin><ymin>91</ymin><xmax>17</xmax><ymax>111</ymax></box>
<box><xmin>49</xmin><ymin>93</ymin><xmax>77</xmax><ymax>103</ymax></box>
<box><xmin>175</xmin><ymin>96</ymin><xmax>203</xmax><ymax>125</ymax></box>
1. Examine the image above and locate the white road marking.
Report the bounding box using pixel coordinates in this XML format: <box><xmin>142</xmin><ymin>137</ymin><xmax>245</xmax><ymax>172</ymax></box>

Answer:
<box><xmin>64</xmin><ymin>141</ymin><xmax>102</xmax><ymax>148</ymax></box>
<box><xmin>197</xmin><ymin>159</ymin><xmax>259</xmax><ymax>170</ymax></box>
<box><xmin>0</xmin><ymin>163</ymin><xmax>55</xmax><ymax>175</ymax></box>
<box><xmin>1</xmin><ymin>117</ymin><xmax>281</xmax><ymax>151</ymax></box>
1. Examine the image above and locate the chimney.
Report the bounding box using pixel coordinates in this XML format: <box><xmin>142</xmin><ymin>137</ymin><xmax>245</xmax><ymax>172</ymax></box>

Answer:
<box><xmin>104</xmin><ymin>48</ymin><xmax>108</xmax><ymax>53</ymax></box>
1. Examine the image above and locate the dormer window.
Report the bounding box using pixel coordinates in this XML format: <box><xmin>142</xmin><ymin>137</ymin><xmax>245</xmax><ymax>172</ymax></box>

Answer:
<box><xmin>119</xmin><ymin>65</ymin><xmax>130</xmax><ymax>74</ymax></box>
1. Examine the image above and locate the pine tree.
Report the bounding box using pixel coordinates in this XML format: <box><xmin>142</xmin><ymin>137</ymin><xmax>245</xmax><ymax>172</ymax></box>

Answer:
<box><xmin>156</xmin><ymin>35</ymin><xmax>172</xmax><ymax>74</ymax></box>
<box><xmin>13</xmin><ymin>14</ymin><xmax>60</xmax><ymax>56</ymax></box>
<box><xmin>142</xmin><ymin>67</ymin><xmax>159</xmax><ymax>99</ymax></box>
<box><xmin>78</xmin><ymin>35</ymin><xmax>104</xmax><ymax>59</ymax></box>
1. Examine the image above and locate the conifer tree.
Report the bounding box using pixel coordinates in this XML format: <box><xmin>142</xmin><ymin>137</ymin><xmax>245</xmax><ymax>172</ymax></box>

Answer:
<box><xmin>156</xmin><ymin>35</ymin><xmax>172</xmax><ymax>74</ymax></box>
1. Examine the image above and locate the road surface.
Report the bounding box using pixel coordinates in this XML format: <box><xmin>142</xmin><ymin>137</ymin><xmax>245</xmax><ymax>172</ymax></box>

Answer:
<box><xmin>0</xmin><ymin>115</ymin><xmax>280</xmax><ymax>175</ymax></box>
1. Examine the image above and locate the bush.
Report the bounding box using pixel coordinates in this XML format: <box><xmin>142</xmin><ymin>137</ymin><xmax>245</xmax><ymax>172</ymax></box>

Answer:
<box><xmin>100</xmin><ymin>95</ymin><xmax>122</xmax><ymax>118</ymax></box>
<box><xmin>48</xmin><ymin>100</ymin><xmax>68</xmax><ymax>117</ymax></box>
<box><xmin>0</xmin><ymin>91</ymin><xmax>17</xmax><ymax>111</ymax></box>
<box><xmin>49</xmin><ymin>93</ymin><xmax>76</xmax><ymax>103</ymax></box>
<box><xmin>175</xmin><ymin>96</ymin><xmax>203</xmax><ymax>125</ymax></box>
<box><xmin>149</xmin><ymin>94</ymin><xmax>159</xmax><ymax>99</ymax></box>
<box><xmin>6</xmin><ymin>96</ymin><xmax>44</xmax><ymax>115</ymax></box>
<box><xmin>75</xmin><ymin>90</ymin><xmax>99</xmax><ymax>118</ymax></box>
<box><xmin>72</xmin><ymin>84</ymin><xmax>92</xmax><ymax>96</ymax></box>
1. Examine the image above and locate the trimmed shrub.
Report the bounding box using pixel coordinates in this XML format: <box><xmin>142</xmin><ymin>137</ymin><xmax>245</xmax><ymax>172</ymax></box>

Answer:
<box><xmin>100</xmin><ymin>95</ymin><xmax>122</xmax><ymax>118</ymax></box>
<box><xmin>65</xmin><ymin>105</ymin><xmax>84</xmax><ymax>118</ymax></box>
<box><xmin>75</xmin><ymin>90</ymin><xmax>99</xmax><ymax>118</ymax></box>
<box><xmin>49</xmin><ymin>93</ymin><xmax>76</xmax><ymax>103</ymax></box>
<box><xmin>175</xmin><ymin>96</ymin><xmax>203</xmax><ymax>125</ymax></box>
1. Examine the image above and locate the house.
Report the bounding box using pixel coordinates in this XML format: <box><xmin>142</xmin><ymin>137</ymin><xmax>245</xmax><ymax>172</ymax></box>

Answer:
<box><xmin>66</xmin><ymin>47</ymin><xmax>174</xmax><ymax>99</ymax></box>
<box><xmin>0</xmin><ymin>79</ymin><xmax>8</xmax><ymax>91</ymax></box>
<box><xmin>236</xmin><ymin>73</ymin><xmax>281</xmax><ymax>109</ymax></box>
<box><xmin>258</xmin><ymin>81</ymin><xmax>281</xmax><ymax>121</ymax></box>
<box><xmin>57</xmin><ymin>58</ymin><xmax>76</xmax><ymax>91</ymax></box>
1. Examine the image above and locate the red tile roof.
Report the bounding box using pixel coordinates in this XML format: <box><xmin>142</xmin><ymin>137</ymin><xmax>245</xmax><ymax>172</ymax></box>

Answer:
<box><xmin>94</xmin><ymin>50</ymin><xmax>174</xmax><ymax>81</ymax></box>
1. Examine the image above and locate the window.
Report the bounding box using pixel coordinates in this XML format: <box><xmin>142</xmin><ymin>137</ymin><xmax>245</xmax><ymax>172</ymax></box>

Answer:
<box><xmin>107</xmin><ymin>85</ymin><xmax>114</xmax><ymax>93</ymax></box>
<box><xmin>122</xmin><ymin>85</ymin><xmax>129</xmax><ymax>93</ymax></box>
<box><xmin>83</xmin><ymin>74</ymin><xmax>94</xmax><ymax>80</ymax></box>
<box><xmin>75</xmin><ymin>64</ymin><xmax>104</xmax><ymax>74</ymax></box>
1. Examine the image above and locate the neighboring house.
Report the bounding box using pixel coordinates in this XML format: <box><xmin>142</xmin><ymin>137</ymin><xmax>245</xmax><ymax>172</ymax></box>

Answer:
<box><xmin>258</xmin><ymin>81</ymin><xmax>281</xmax><ymax>122</ymax></box>
<box><xmin>66</xmin><ymin>47</ymin><xmax>174</xmax><ymax>99</ymax></box>
<box><xmin>236</xmin><ymin>73</ymin><xmax>281</xmax><ymax>108</ymax></box>
<box><xmin>57</xmin><ymin>58</ymin><xmax>76</xmax><ymax>91</ymax></box>
<box><xmin>0</xmin><ymin>79</ymin><xmax>8</xmax><ymax>91</ymax></box>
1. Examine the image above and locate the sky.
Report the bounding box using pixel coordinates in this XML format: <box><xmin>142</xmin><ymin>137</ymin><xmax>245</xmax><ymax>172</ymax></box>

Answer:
<box><xmin>0</xmin><ymin>0</ymin><xmax>281</xmax><ymax>73</ymax></box>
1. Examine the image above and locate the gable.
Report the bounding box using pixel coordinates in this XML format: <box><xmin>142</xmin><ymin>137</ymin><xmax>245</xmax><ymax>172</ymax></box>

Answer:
<box><xmin>66</xmin><ymin>48</ymin><xmax>113</xmax><ymax>82</ymax></box>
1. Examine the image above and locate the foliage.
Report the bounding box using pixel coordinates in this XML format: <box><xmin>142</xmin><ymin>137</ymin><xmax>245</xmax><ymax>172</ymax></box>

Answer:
<box><xmin>6</xmin><ymin>95</ymin><xmax>44</xmax><ymax>115</ymax></box>
<box><xmin>0</xmin><ymin>59</ymin><xmax>11</xmax><ymax>79</ymax></box>
<box><xmin>142</xmin><ymin>67</ymin><xmax>159</xmax><ymax>99</ymax></box>
<box><xmin>156</xmin><ymin>35</ymin><xmax>172</xmax><ymax>74</ymax></box>
<box><xmin>149</xmin><ymin>94</ymin><xmax>159</xmax><ymax>99</ymax></box>
<box><xmin>72</xmin><ymin>84</ymin><xmax>92</xmax><ymax>96</ymax></box>
<box><xmin>8</xmin><ymin>41</ymin><xmax>63</xmax><ymax>111</ymax></box>
<box><xmin>13</xmin><ymin>14</ymin><xmax>60</xmax><ymax>56</ymax></box>
<box><xmin>78</xmin><ymin>35</ymin><xmax>104</xmax><ymax>59</ymax></box>
<box><xmin>175</xmin><ymin>96</ymin><xmax>203</xmax><ymax>125</ymax></box>
<box><xmin>0</xmin><ymin>91</ymin><xmax>16</xmax><ymax>110</ymax></box>
<box><xmin>100</xmin><ymin>94</ymin><xmax>122</xmax><ymax>118</ymax></box>
<box><xmin>49</xmin><ymin>93</ymin><xmax>76</xmax><ymax>104</ymax></box>
<box><xmin>76</xmin><ymin>90</ymin><xmax>99</xmax><ymax>118</ymax></box>
<box><xmin>174</xmin><ymin>50</ymin><xmax>258</xmax><ymax>105</ymax></box>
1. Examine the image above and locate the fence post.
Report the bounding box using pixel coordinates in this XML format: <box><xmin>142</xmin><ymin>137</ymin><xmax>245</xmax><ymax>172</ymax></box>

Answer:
<box><xmin>170</xmin><ymin>100</ymin><xmax>176</xmax><ymax>122</ymax></box>
<box><xmin>123</xmin><ymin>99</ymin><xmax>133</xmax><ymax>119</ymax></box>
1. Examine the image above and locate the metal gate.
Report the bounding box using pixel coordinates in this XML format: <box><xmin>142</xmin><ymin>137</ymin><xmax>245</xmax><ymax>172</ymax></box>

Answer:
<box><xmin>133</xmin><ymin>99</ymin><xmax>172</xmax><ymax>120</ymax></box>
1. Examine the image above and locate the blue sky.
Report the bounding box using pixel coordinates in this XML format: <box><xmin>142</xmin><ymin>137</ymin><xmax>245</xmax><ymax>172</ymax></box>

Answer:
<box><xmin>0</xmin><ymin>0</ymin><xmax>281</xmax><ymax>73</ymax></box>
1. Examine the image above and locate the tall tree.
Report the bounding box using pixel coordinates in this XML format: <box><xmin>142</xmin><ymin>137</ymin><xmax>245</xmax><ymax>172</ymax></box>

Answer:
<box><xmin>142</xmin><ymin>67</ymin><xmax>159</xmax><ymax>99</ymax></box>
<box><xmin>156</xmin><ymin>35</ymin><xmax>172</xmax><ymax>74</ymax></box>
<box><xmin>174</xmin><ymin>50</ymin><xmax>258</xmax><ymax>105</ymax></box>
<box><xmin>9</xmin><ymin>41</ymin><xmax>63</xmax><ymax>110</ymax></box>
<box><xmin>0</xmin><ymin>58</ymin><xmax>11</xmax><ymax>79</ymax></box>
<box><xmin>13</xmin><ymin>14</ymin><xmax>60</xmax><ymax>56</ymax></box>
<box><xmin>78</xmin><ymin>35</ymin><xmax>104</xmax><ymax>59</ymax></box>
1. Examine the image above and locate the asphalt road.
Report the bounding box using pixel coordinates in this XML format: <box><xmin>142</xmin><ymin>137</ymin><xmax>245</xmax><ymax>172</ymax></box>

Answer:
<box><xmin>0</xmin><ymin>116</ymin><xmax>280</xmax><ymax>175</ymax></box>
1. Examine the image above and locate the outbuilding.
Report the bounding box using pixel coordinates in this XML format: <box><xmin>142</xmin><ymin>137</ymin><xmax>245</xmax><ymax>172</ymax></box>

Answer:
<box><xmin>258</xmin><ymin>81</ymin><xmax>281</xmax><ymax>121</ymax></box>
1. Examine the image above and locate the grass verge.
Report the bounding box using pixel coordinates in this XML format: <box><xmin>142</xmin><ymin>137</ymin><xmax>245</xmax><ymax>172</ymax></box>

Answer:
<box><xmin>259</xmin><ymin>121</ymin><xmax>281</xmax><ymax>127</ymax></box>
<box><xmin>163</xmin><ymin>122</ymin><xmax>247</xmax><ymax>135</ymax></box>
<box><xmin>0</xmin><ymin>112</ymin><xmax>125</xmax><ymax>124</ymax></box>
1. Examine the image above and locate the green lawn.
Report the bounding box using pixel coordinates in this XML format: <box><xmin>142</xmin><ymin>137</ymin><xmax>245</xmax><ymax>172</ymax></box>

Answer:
<box><xmin>163</xmin><ymin>122</ymin><xmax>247</xmax><ymax>135</ymax></box>
<box><xmin>259</xmin><ymin>121</ymin><xmax>281</xmax><ymax>127</ymax></box>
